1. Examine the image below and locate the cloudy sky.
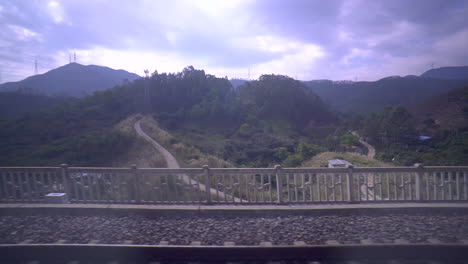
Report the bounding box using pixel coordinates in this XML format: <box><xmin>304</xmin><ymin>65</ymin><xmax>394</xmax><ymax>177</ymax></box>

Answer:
<box><xmin>1</xmin><ymin>0</ymin><xmax>468</xmax><ymax>83</ymax></box>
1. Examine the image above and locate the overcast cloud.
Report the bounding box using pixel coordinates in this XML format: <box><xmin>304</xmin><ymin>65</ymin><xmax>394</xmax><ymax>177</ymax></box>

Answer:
<box><xmin>1</xmin><ymin>0</ymin><xmax>467</xmax><ymax>83</ymax></box>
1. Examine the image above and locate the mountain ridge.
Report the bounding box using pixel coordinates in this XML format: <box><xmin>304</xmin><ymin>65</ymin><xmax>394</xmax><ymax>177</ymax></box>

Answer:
<box><xmin>304</xmin><ymin>67</ymin><xmax>468</xmax><ymax>113</ymax></box>
<box><xmin>420</xmin><ymin>66</ymin><xmax>468</xmax><ymax>80</ymax></box>
<box><xmin>0</xmin><ymin>63</ymin><xmax>140</xmax><ymax>97</ymax></box>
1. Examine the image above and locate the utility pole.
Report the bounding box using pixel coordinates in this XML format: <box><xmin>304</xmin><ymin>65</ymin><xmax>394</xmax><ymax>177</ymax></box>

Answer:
<box><xmin>69</xmin><ymin>54</ymin><xmax>71</xmax><ymax>64</ymax></box>
<box><xmin>34</xmin><ymin>60</ymin><xmax>38</xmax><ymax>75</ymax></box>
<box><xmin>143</xmin><ymin>69</ymin><xmax>150</xmax><ymax>113</ymax></box>
<box><xmin>248</xmin><ymin>68</ymin><xmax>250</xmax><ymax>80</ymax></box>
<box><xmin>74</xmin><ymin>52</ymin><xmax>76</xmax><ymax>63</ymax></box>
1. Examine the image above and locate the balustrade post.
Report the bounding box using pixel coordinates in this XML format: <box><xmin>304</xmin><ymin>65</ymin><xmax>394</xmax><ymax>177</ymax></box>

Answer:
<box><xmin>132</xmin><ymin>164</ymin><xmax>141</xmax><ymax>203</ymax></box>
<box><xmin>60</xmin><ymin>164</ymin><xmax>69</xmax><ymax>195</ymax></box>
<box><xmin>203</xmin><ymin>165</ymin><xmax>212</xmax><ymax>204</ymax></box>
<box><xmin>346</xmin><ymin>165</ymin><xmax>355</xmax><ymax>203</ymax></box>
<box><xmin>275</xmin><ymin>165</ymin><xmax>283</xmax><ymax>204</ymax></box>
<box><xmin>414</xmin><ymin>163</ymin><xmax>424</xmax><ymax>201</ymax></box>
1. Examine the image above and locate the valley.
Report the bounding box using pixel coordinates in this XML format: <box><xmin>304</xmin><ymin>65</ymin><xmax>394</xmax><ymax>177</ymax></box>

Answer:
<box><xmin>0</xmin><ymin>65</ymin><xmax>466</xmax><ymax>168</ymax></box>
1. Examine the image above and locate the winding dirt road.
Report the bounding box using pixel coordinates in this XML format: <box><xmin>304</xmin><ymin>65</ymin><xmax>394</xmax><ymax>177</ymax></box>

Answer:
<box><xmin>351</xmin><ymin>131</ymin><xmax>376</xmax><ymax>159</ymax></box>
<box><xmin>350</xmin><ymin>131</ymin><xmax>380</xmax><ymax>200</ymax></box>
<box><xmin>134</xmin><ymin>120</ymin><xmax>180</xmax><ymax>169</ymax></box>
<box><xmin>134</xmin><ymin>120</ymin><xmax>243</xmax><ymax>202</ymax></box>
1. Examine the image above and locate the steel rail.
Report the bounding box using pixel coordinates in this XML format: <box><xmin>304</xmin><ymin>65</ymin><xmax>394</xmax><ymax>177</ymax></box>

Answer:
<box><xmin>1</xmin><ymin>243</ymin><xmax>467</xmax><ymax>262</ymax></box>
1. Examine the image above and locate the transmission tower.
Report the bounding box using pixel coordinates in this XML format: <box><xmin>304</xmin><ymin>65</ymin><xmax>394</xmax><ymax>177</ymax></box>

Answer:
<box><xmin>34</xmin><ymin>60</ymin><xmax>38</xmax><ymax>75</ymax></box>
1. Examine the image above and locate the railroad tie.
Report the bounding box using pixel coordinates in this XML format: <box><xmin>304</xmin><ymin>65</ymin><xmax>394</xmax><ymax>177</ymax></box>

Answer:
<box><xmin>360</xmin><ymin>239</ymin><xmax>375</xmax><ymax>244</ymax></box>
<box><xmin>122</xmin><ymin>240</ymin><xmax>133</xmax><ymax>244</ymax></box>
<box><xmin>325</xmin><ymin>240</ymin><xmax>340</xmax><ymax>245</ymax></box>
<box><xmin>259</xmin><ymin>241</ymin><xmax>273</xmax><ymax>246</ymax></box>
<box><xmin>293</xmin><ymin>241</ymin><xmax>307</xmax><ymax>246</ymax></box>
<box><xmin>427</xmin><ymin>238</ymin><xmax>442</xmax><ymax>244</ymax></box>
<box><xmin>191</xmin><ymin>241</ymin><xmax>202</xmax><ymax>246</ymax></box>
<box><xmin>19</xmin><ymin>239</ymin><xmax>33</xmax><ymax>244</ymax></box>
<box><xmin>54</xmin><ymin>239</ymin><xmax>66</xmax><ymax>244</ymax></box>
<box><xmin>159</xmin><ymin>241</ymin><xmax>169</xmax><ymax>245</ymax></box>
<box><xmin>88</xmin><ymin>239</ymin><xmax>100</xmax><ymax>244</ymax></box>
<box><xmin>394</xmin><ymin>239</ymin><xmax>410</xmax><ymax>244</ymax></box>
<box><xmin>224</xmin><ymin>241</ymin><xmax>236</xmax><ymax>246</ymax></box>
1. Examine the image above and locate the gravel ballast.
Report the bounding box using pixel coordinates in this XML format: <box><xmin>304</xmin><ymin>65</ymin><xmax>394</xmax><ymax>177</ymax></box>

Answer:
<box><xmin>1</xmin><ymin>212</ymin><xmax>467</xmax><ymax>245</ymax></box>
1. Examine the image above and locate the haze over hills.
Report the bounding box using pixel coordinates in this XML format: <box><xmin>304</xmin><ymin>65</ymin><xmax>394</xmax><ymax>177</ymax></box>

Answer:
<box><xmin>304</xmin><ymin>66</ymin><xmax>468</xmax><ymax>114</ymax></box>
<box><xmin>0</xmin><ymin>63</ymin><xmax>140</xmax><ymax>97</ymax></box>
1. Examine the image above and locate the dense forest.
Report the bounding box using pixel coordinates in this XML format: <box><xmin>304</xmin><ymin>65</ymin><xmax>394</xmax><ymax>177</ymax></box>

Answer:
<box><xmin>0</xmin><ymin>66</ymin><xmax>466</xmax><ymax>167</ymax></box>
<box><xmin>355</xmin><ymin>99</ymin><xmax>468</xmax><ymax>165</ymax></box>
<box><xmin>0</xmin><ymin>66</ymin><xmax>334</xmax><ymax>167</ymax></box>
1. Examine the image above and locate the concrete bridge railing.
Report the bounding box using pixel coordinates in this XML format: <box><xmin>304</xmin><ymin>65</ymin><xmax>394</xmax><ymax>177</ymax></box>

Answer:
<box><xmin>0</xmin><ymin>164</ymin><xmax>467</xmax><ymax>204</ymax></box>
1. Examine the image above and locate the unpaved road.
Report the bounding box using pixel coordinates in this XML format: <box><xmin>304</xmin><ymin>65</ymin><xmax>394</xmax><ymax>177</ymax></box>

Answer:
<box><xmin>351</xmin><ymin>131</ymin><xmax>376</xmax><ymax>159</ymax></box>
<box><xmin>134</xmin><ymin>120</ymin><xmax>243</xmax><ymax>202</ymax></box>
<box><xmin>134</xmin><ymin>120</ymin><xmax>180</xmax><ymax>169</ymax></box>
<box><xmin>350</xmin><ymin>131</ymin><xmax>380</xmax><ymax>200</ymax></box>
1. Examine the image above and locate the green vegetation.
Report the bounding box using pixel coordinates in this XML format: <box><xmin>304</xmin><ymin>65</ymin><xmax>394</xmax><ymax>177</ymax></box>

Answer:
<box><xmin>1</xmin><ymin>65</ymin><xmax>466</xmax><ymax>167</ymax></box>
<box><xmin>0</xmin><ymin>85</ymin><xmax>139</xmax><ymax>166</ymax></box>
<box><xmin>304</xmin><ymin>75</ymin><xmax>468</xmax><ymax>114</ymax></box>
<box><xmin>360</xmin><ymin>104</ymin><xmax>467</xmax><ymax>166</ymax></box>
<box><xmin>0</xmin><ymin>66</ymin><xmax>336</xmax><ymax>167</ymax></box>
<box><xmin>0</xmin><ymin>91</ymin><xmax>67</xmax><ymax>118</ymax></box>
<box><xmin>145</xmin><ymin>69</ymin><xmax>336</xmax><ymax>167</ymax></box>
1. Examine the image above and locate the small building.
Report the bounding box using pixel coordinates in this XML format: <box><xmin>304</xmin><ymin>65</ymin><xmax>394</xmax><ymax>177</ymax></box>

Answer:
<box><xmin>328</xmin><ymin>159</ymin><xmax>353</xmax><ymax>168</ymax></box>
<box><xmin>351</xmin><ymin>145</ymin><xmax>363</xmax><ymax>155</ymax></box>
<box><xmin>341</xmin><ymin>144</ymin><xmax>363</xmax><ymax>155</ymax></box>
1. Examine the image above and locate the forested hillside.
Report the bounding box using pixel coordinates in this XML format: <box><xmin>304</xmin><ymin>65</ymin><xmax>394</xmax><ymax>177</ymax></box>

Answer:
<box><xmin>1</xmin><ymin>64</ymin><xmax>466</xmax><ymax>167</ymax></box>
<box><xmin>356</xmin><ymin>87</ymin><xmax>468</xmax><ymax>166</ymax></box>
<box><xmin>0</xmin><ymin>91</ymin><xmax>68</xmax><ymax>118</ymax></box>
<box><xmin>304</xmin><ymin>75</ymin><xmax>468</xmax><ymax>114</ymax></box>
<box><xmin>0</xmin><ymin>66</ymin><xmax>336</xmax><ymax>167</ymax></box>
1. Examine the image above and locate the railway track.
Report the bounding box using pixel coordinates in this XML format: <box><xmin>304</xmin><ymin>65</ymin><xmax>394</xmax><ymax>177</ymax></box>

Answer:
<box><xmin>1</xmin><ymin>241</ymin><xmax>468</xmax><ymax>263</ymax></box>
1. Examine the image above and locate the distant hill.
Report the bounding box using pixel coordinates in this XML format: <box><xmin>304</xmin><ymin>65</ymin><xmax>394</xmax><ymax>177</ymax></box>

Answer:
<box><xmin>421</xmin><ymin>66</ymin><xmax>468</xmax><ymax>80</ymax></box>
<box><xmin>410</xmin><ymin>86</ymin><xmax>468</xmax><ymax>133</ymax></box>
<box><xmin>0</xmin><ymin>63</ymin><xmax>140</xmax><ymax>97</ymax></box>
<box><xmin>304</xmin><ymin>76</ymin><xmax>468</xmax><ymax>113</ymax></box>
<box><xmin>229</xmin><ymin>78</ymin><xmax>247</xmax><ymax>89</ymax></box>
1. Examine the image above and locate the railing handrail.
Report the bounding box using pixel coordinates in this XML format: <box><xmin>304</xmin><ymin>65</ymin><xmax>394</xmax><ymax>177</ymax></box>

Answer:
<box><xmin>1</xmin><ymin>165</ymin><xmax>467</xmax><ymax>172</ymax></box>
<box><xmin>1</xmin><ymin>164</ymin><xmax>467</xmax><ymax>205</ymax></box>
